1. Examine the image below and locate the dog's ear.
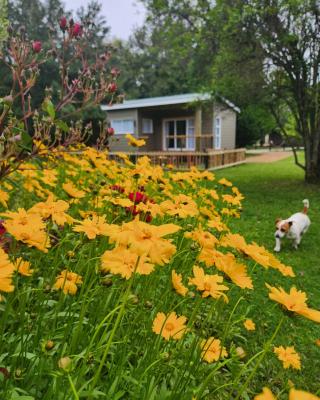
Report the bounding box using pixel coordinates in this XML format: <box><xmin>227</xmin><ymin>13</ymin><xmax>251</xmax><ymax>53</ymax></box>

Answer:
<box><xmin>275</xmin><ymin>218</ymin><xmax>281</xmax><ymax>226</ymax></box>
<box><xmin>288</xmin><ymin>221</ymin><xmax>293</xmax><ymax>227</ymax></box>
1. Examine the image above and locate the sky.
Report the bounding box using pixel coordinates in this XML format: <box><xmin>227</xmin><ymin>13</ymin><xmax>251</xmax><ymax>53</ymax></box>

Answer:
<box><xmin>63</xmin><ymin>0</ymin><xmax>146</xmax><ymax>40</ymax></box>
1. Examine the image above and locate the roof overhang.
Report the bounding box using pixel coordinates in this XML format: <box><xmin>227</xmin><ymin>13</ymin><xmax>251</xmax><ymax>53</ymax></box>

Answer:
<box><xmin>101</xmin><ymin>93</ymin><xmax>240</xmax><ymax>113</ymax></box>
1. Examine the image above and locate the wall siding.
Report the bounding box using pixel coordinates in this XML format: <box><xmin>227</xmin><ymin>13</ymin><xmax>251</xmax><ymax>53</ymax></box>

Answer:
<box><xmin>213</xmin><ymin>105</ymin><xmax>236</xmax><ymax>150</ymax></box>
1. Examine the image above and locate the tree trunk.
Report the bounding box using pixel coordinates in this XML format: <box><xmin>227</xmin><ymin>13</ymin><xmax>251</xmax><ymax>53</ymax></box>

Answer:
<box><xmin>304</xmin><ymin>135</ymin><xmax>320</xmax><ymax>184</ymax></box>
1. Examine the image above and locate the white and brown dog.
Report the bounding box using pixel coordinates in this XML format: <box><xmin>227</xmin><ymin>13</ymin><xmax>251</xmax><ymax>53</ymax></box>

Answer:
<box><xmin>274</xmin><ymin>199</ymin><xmax>310</xmax><ymax>252</ymax></box>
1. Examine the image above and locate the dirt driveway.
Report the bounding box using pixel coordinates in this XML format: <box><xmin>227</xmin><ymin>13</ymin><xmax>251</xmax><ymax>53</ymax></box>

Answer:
<box><xmin>246</xmin><ymin>151</ymin><xmax>292</xmax><ymax>163</ymax></box>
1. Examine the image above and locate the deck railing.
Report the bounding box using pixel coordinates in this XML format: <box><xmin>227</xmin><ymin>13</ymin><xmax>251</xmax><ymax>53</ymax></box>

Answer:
<box><xmin>108</xmin><ymin>148</ymin><xmax>246</xmax><ymax>170</ymax></box>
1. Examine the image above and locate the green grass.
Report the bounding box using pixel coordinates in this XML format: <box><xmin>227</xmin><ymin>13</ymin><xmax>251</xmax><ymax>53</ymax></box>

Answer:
<box><xmin>214</xmin><ymin>156</ymin><xmax>320</xmax><ymax>394</ymax></box>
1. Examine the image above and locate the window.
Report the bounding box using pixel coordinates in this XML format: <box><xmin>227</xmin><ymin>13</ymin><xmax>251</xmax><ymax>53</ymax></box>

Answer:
<box><xmin>163</xmin><ymin>118</ymin><xmax>195</xmax><ymax>150</ymax></box>
<box><xmin>110</xmin><ymin>119</ymin><xmax>135</xmax><ymax>134</ymax></box>
<box><xmin>142</xmin><ymin>118</ymin><xmax>153</xmax><ymax>134</ymax></box>
<box><xmin>214</xmin><ymin>116</ymin><xmax>221</xmax><ymax>149</ymax></box>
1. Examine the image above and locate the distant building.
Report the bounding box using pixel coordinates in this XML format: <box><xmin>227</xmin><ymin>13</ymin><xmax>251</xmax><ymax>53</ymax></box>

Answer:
<box><xmin>101</xmin><ymin>93</ymin><xmax>240</xmax><ymax>152</ymax></box>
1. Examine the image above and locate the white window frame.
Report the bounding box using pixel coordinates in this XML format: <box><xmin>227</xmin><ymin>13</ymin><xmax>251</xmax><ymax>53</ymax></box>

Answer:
<box><xmin>142</xmin><ymin>118</ymin><xmax>153</xmax><ymax>134</ymax></box>
<box><xmin>110</xmin><ymin>119</ymin><xmax>135</xmax><ymax>135</ymax></box>
<box><xmin>162</xmin><ymin>117</ymin><xmax>195</xmax><ymax>151</ymax></box>
<box><xmin>214</xmin><ymin>116</ymin><xmax>222</xmax><ymax>149</ymax></box>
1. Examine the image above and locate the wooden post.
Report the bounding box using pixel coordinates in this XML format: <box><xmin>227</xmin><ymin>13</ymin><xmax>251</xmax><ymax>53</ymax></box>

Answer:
<box><xmin>195</xmin><ymin>106</ymin><xmax>202</xmax><ymax>151</ymax></box>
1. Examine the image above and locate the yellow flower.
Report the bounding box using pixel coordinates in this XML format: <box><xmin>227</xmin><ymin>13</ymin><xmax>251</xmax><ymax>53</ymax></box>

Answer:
<box><xmin>254</xmin><ymin>387</ymin><xmax>276</xmax><ymax>400</ymax></box>
<box><xmin>126</xmin><ymin>134</ymin><xmax>146</xmax><ymax>147</ymax></box>
<box><xmin>101</xmin><ymin>246</ymin><xmax>154</xmax><ymax>279</ymax></box>
<box><xmin>152</xmin><ymin>311</ymin><xmax>187</xmax><ymax>340</ymax></box>
<box><xmin>0</xmin><ymin>189</ymin><xmax>9</xmax><ymax>208</ymax></box>
<box><xmin>62</xmin><ymin>182</ymin><xmax>86</xmax><ymax>199</ymax></box>
<box><xmin>188</xmin><ymin>265</ymin><xmax>229</xmax><ymax>302</ymax></box>
<box><xmin>29</xmin><ymin>194</ymin><xmax>74</xmax><ymax>226</ymax></box>
<box><xmin>200</xmin><ymin>337</ymin><xmax>227</xmax><ymax>363</ymax></box>
<box><xmin>172</xmin><ymin>270</ymin><xmax>188</xmax><ymax>296</ymax></box>
<box><xmin>273</xmin><ymin>346</ymin><xmax>301</xmax><ymax>370</ymax></box>
<box><xmin>184</xmin><ymin>227</ymin><xmax>218</xmax><ymax>249</ymax></box>
<box><xmin>266</xmin><ymin>284</ymin><xmax>320</xmax><ymax>323</ymax></box>
<box><xmin>105</xmin><ymin>220</ymin><xmax>180</xmax><ymax>266</ymax></box>
<box><xmin>0</xmin><ymin>248</ymin><xmax>15</xmax><ymax>293</ymax></box>
<box><xmin>243</xmin><ymin>319</ymin><xmax>255</xmax><ymax>331</ymax></box>
<box><xmin>289</xmin><ymin>388</ymin><xmax>320</xmax><ymax>400</ymax></box>
<box><xmin>218</xmin><ymin>178</ymin><xmax>232</xmax><ymax>187</ymax></box>
<box><xmin>54</xmin><ymin>270</ymin><xmax>83</xmax><ymax>295</ymax></box>
<box><xmin>14</xmin><ymin>257</ymin><xmax>34</xmax><ymax>276</ymax></box>
<box><xmin>2</xmin><ymin>208</ymin><xmax>50</xmax><ymax>252</ymax></box>
<box><xmin>73</xmin><ymin>215</ymin><xmax>111</xmax><ymax>239</ymax></box>
<box><xmin>160</xmin><ymin>194</ymin><xmax>199</xmax><ymax>218</ymax></box>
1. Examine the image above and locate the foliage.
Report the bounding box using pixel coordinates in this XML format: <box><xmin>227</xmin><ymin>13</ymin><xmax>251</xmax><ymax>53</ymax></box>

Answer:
<box><xmin>0</xmin><ymin>17</ymin><xmax>119</xmax><ymax>180</ymax></box>
<box><xmin>0</xmin><ymin>148</ymin><xmax>320</xmax><ymax>398</ymax></box>
<box><xmin>0</xmin><ymin>0</ymin><xmax>8</xmax><ymax>46</ymax></box>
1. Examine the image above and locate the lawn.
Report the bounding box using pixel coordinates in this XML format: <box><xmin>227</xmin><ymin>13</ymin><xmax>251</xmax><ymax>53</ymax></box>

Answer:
<box><xmin>215</xmin><ymin>156</ymin><xmax>320</xmax><ymax>395</ymax></box>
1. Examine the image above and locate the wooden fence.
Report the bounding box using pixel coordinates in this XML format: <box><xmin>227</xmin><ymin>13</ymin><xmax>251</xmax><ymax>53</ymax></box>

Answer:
<box><xmin>108</xmin><ymin>149</ymin><xmax>246</xmax><ymax>170</ymax></box>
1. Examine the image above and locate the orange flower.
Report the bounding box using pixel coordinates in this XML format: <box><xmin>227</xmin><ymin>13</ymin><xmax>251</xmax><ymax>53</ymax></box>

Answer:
<box><xmin>289</xmin><ymin>388</ymin><xmax>320</xmax><ymax>400</ymax></box>
<box><xmin>254</xmin><ymin>387</ymin><xmax>276</xmax><ymax>400</ymax></box>
<box><xmin>200</xmin><ymin>337</ymin><xmax>228</xmax><ymax>363</ymax></box>
<box><xmin>73</xmin><ymin>215</ymin><xmax>111</xmax><ymax>239</ymax></box>
<box><xmin>218</xmin><ymin>178</ymin><xmax>232</xmax><ymax>187</ymax></box>
<box><xmin>172</xmin><ymin>270</ymin><xmax>188</xmax><ymax>296</ymax></box>
<box><xmin>62</xmin><ymin>182</ymin><xmax>86</xmax><ymax>199</ymax></box>
<box><xmin>273</xmin><ymin>346</ymin><xmax>301</xmax><ymax>370</ymax></box>
<box><xmin>29</xmin><ymin>194</ymin><xmax>74</xmax><ymax>226</ymax></box>
<box><xmin>54</xmin><ymin>270</ymin><xmax>83</xmax><ymax>295</ymax></box>
<box><xmin>0</xmin><ymin>189</ymin><xmax>9</xmax><ymax>208</ymax></box>
<box><xmin>152</xmin><ymin>311</ymin><xmax>187</xmax><ymax>340</ymax></box>
<box><xmin>188</xmin><ymin>265</ymin><xmax>229</xmax><ymax>302</ymax></box>
<box><xmin>0</xmin><ymin>248</ymin><xmax>15</xmax><ymax>293</ymax></box>
<box><xmin>184</xmin><ymin>227</ymin><xmax>218</xmax><ymax>249</ymax></box>
<box><xmin>101</xmin><ymin>246</ymin><xmax>154</xmax><ymax>279</ymax></box>
<box><xmin>243</xmin><ymin>319</ymin><xmax>255</xmax><ymax>331</ymax></box>
<box><xmin>14</xmin><ymin>257</ymin><xmax>34</xmax><ymax>276</ymax></box>
<box><xmin>266</xmin><ymin>284</ymin><xmax>320</xmax><ymax>323</ymax></box>
<box><xmin>160</xmin><ymin>194</ymin><xmax>199</xmax><ymax>218</ymax></box>
<box><xmin>126</xmin><ymin>134</ymin><xmax>146</xmax><ymax>147</ymax></box>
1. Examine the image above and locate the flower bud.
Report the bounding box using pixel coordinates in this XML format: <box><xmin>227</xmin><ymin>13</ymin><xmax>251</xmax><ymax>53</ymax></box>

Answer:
<box><xmin>32</xmin><ymin>41</ymin><xmax>42</xmax><ymax>53</ymax></box>
<box><xmin>59</xmin><ymin>16</ymin><xmax>67</xmax><ymax>31</ymax></box>
<box><xmin>72</xmin><ymin>23</ymin><xmax>82</xmax><ymax>37</ymax></box>
<box><xmin>235</xmin><ymin>346</ymin><xmax>246</xmax><ymax>359</ymax></box>
<box><xmin>107</xmin><ymin>127</ymin><xmax>114</xmax><ymax>136</ymax></box>
<box><xmin>45</xmin><ymin>340</ymin><xmax>55</xmax><ymax>350</ymax></box>
<box><xmin>107</xmin><ymin>82</ymin><xmax>117</xmax><ymax>93</ymax></box>
<box><xmin>58</xmin><ymin>356</ymin><xmax>72</xmax><ymax>371</ymax></box>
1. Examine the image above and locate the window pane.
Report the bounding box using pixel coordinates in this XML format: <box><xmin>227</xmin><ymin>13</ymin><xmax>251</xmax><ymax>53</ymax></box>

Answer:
<box><xmin>110</xmin><ymin>119</ymin><xmax>135</xmax><ymax>134</ymax></box>
<box><xmin>142</xmin><ymin>118</ymin><xmax>153</xmax><ymax>134</ymax></box>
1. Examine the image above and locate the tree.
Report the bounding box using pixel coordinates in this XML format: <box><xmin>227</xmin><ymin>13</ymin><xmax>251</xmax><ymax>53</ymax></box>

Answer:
<box><xmin>239</xmin><ymin>0</ymin><xmax>320</xmax><ymax>183</ymax></box>
<box><xmin>0</xmin><ymin>0</ymin><xmax>8</xmax><ymax>46</ymax></box>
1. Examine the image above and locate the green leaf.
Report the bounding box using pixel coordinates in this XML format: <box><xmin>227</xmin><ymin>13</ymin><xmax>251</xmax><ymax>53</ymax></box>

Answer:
<box><xmin>56</xmin><ymin>120</ymin><xmax>69</xmax><ymax>133</ymax></box>
<box><xmin>43</xmin><ymin>99</ymin><xmax>55</xmax><ymax>120</ymax></box>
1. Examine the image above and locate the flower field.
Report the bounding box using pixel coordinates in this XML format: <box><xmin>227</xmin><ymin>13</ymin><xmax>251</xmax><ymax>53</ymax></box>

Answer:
<box><xmin>0</xmin><ymin>146</ymin><xmax>319</xmax><ymax>400</ymax></box>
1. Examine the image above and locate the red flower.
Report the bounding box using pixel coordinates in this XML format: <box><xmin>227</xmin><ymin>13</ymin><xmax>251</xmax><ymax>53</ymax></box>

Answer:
<box><xmin>72</xmin><ymin>23</ymin><xmax>82</xmax><ymax>37</ymax></box>
<box><xmin>107</xmin><ymin>127</ymin><xmax>115</xmax><ymax>136</ymax></box>
<box><xmin>107</xmin><ymin>82</ymin><xmax>117</xmax><ymax>93</ymax></box>
<box><xmin>0</xmin><ymin>220</ymin><xmax>6</xmax><ymax>236</ymax></box>
<box><xmin>110</xmin><ymin>185</ymin><xmax>125</xmax><ymax>193</ymax></box>
<box><xmin>126</xmin><ymin>205</ymin><xmax>140</xmax><ymax>216</ymax></box>
<box><xmin>32</xmin><ymin>41</ymin><xmax>42</xmax><ymax>53</ymax></box>
<box><xmin>128</xmin><ymin>191</ymin><xmax>148</xmax><ymax>204</ymax></box>
<box><xmin>59</xmin><ymin>16</ymin><xmax>67</xmax><ymax>31</ymax></box>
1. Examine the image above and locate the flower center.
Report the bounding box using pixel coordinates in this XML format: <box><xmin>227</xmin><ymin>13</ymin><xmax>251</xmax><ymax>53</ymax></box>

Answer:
<box><xmin>204</xmin><ymin>282</ymin><xmax>212</xmax><ymax>291</ymax></box>
<box><xmin>165</xmin><ymin>322</ymin><xmax>175</xmax><ymax>331</ymax></box>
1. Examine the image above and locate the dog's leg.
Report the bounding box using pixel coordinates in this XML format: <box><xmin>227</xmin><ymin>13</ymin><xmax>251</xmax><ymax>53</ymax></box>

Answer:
<box><xmin>274</xmin><ymin>237</ymin><xmax>281</xmax><ymax>252</ymax></box>
<box><xmin>292</xmin><ymin>239</ymin><xmax>299</xmax><ymax>249</ymax></box>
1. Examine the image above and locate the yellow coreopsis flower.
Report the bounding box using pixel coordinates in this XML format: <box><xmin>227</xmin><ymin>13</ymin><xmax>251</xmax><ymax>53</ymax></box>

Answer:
<box><xmin>0</xmin><ymin>248</ymin><xmax>15</xmax><ymax>293</ymax></box>
<box><xmin>101</xmin><ymin>246</ymin><xmax>154</xmax><ymax>279</ymax></box>
<box><xmin>14</xmin><ymin>257</ymin><xmax>34</xmax><ymax>276</ymax></box>
<box><xmin>273</xmin><ymin>346</ymin><xmax>301</xmax><ymax>370</ymax></box>
<box><xmin>29</xmin><ymin>194</ymin><xmax>74</xmax><ymax>226</ymax></box>
<box><xmin>54</xmin><ymin>270</ymin><xmax>83</xmax><ymax>295</ymax></box>
<box><xmin>62</xmin><ymin>182</ymin><xmax>86</xmax><ymax>199</ymax></box>
<box><xmin>243</xmin><ymin>319</ymin><xmax>256</xmax><ymax>331</ymax></box>
<box><xmin>171</xmin><ymin>270</ymin><xmax>188</xmax><ymax>296</ymax></box>
<box><xmin>184</xmin><ymin>227</ymin><xmax>218</xmax><ymax>249</ymax></box>
<box><xmin>188</xmin><ymin>265</ymin><xmax>229</xmax><ymax>302</ymax></box>
<box><xmin>289</xmin><ymin>388</ymin><xmax>320</xmax><ymax>400</ymax></box>
<box><xmin>160</xmin><ymin>194</ymin><xmax>199</xmax><ymax>218</ymax></box>
<box><xmin>254</xmin><ymin>387</ymin><xmax>276</xmax><ymax>400</ymax></box>
<box><xmin>0</xmin><ymin>189</ymin><xmax>9</xmax><ymax>208</ymax></box>
<box><xmin>218</xmin><ymin>177</ymin><xmax>232</xmax><ymax>187</ymax></box>
<box><xmin>126</xmin><ymin>134</ymin><xmax>146</xmax><ymax>147</ymax></box>
<box><xmin>152</xmin><ymin>311</ymin><xmax>187</xmax><ymax>341</ymax></box>
<box><xmin>266</xmin><ymin>284</ymin><xmax>320</xmax><ymax>323</ymax></box>
<box><xmin>73</xmin><ymin>215</ymin><xmax>111</xmax><ymax>239</ymax></box>
<box><xmin>200</xmin><ymin>337</ymin><xmax>228</xmax><ymax>363</ymax></box>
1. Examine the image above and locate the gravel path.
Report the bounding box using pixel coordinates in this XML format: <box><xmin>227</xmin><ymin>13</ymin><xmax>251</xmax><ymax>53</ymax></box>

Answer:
<box><xmin>246</xmin><ymin>151</ymin><xmax>292</xmax><ymax>163</ymax></box>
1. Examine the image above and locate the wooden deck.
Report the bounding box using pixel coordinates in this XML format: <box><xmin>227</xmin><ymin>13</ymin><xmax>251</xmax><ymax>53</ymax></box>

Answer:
<box><xmin>108</xmin><ymin>149</ymin><xmax>246</xmax><ymax>170</ymax></box>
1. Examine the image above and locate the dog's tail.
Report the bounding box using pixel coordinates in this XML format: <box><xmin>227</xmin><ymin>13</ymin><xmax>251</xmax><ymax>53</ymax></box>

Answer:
<box><xmin>302</xmin><ymin>199</ymin><xmax>309</xmax><ymax>214</ymax></box>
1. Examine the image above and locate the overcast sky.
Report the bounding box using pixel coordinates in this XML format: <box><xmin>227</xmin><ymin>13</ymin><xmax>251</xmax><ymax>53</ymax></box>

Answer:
<box><xmin>63</xmin><ymin>0</ymin><xmax>146</xmax><ymax>40</ymax></box>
